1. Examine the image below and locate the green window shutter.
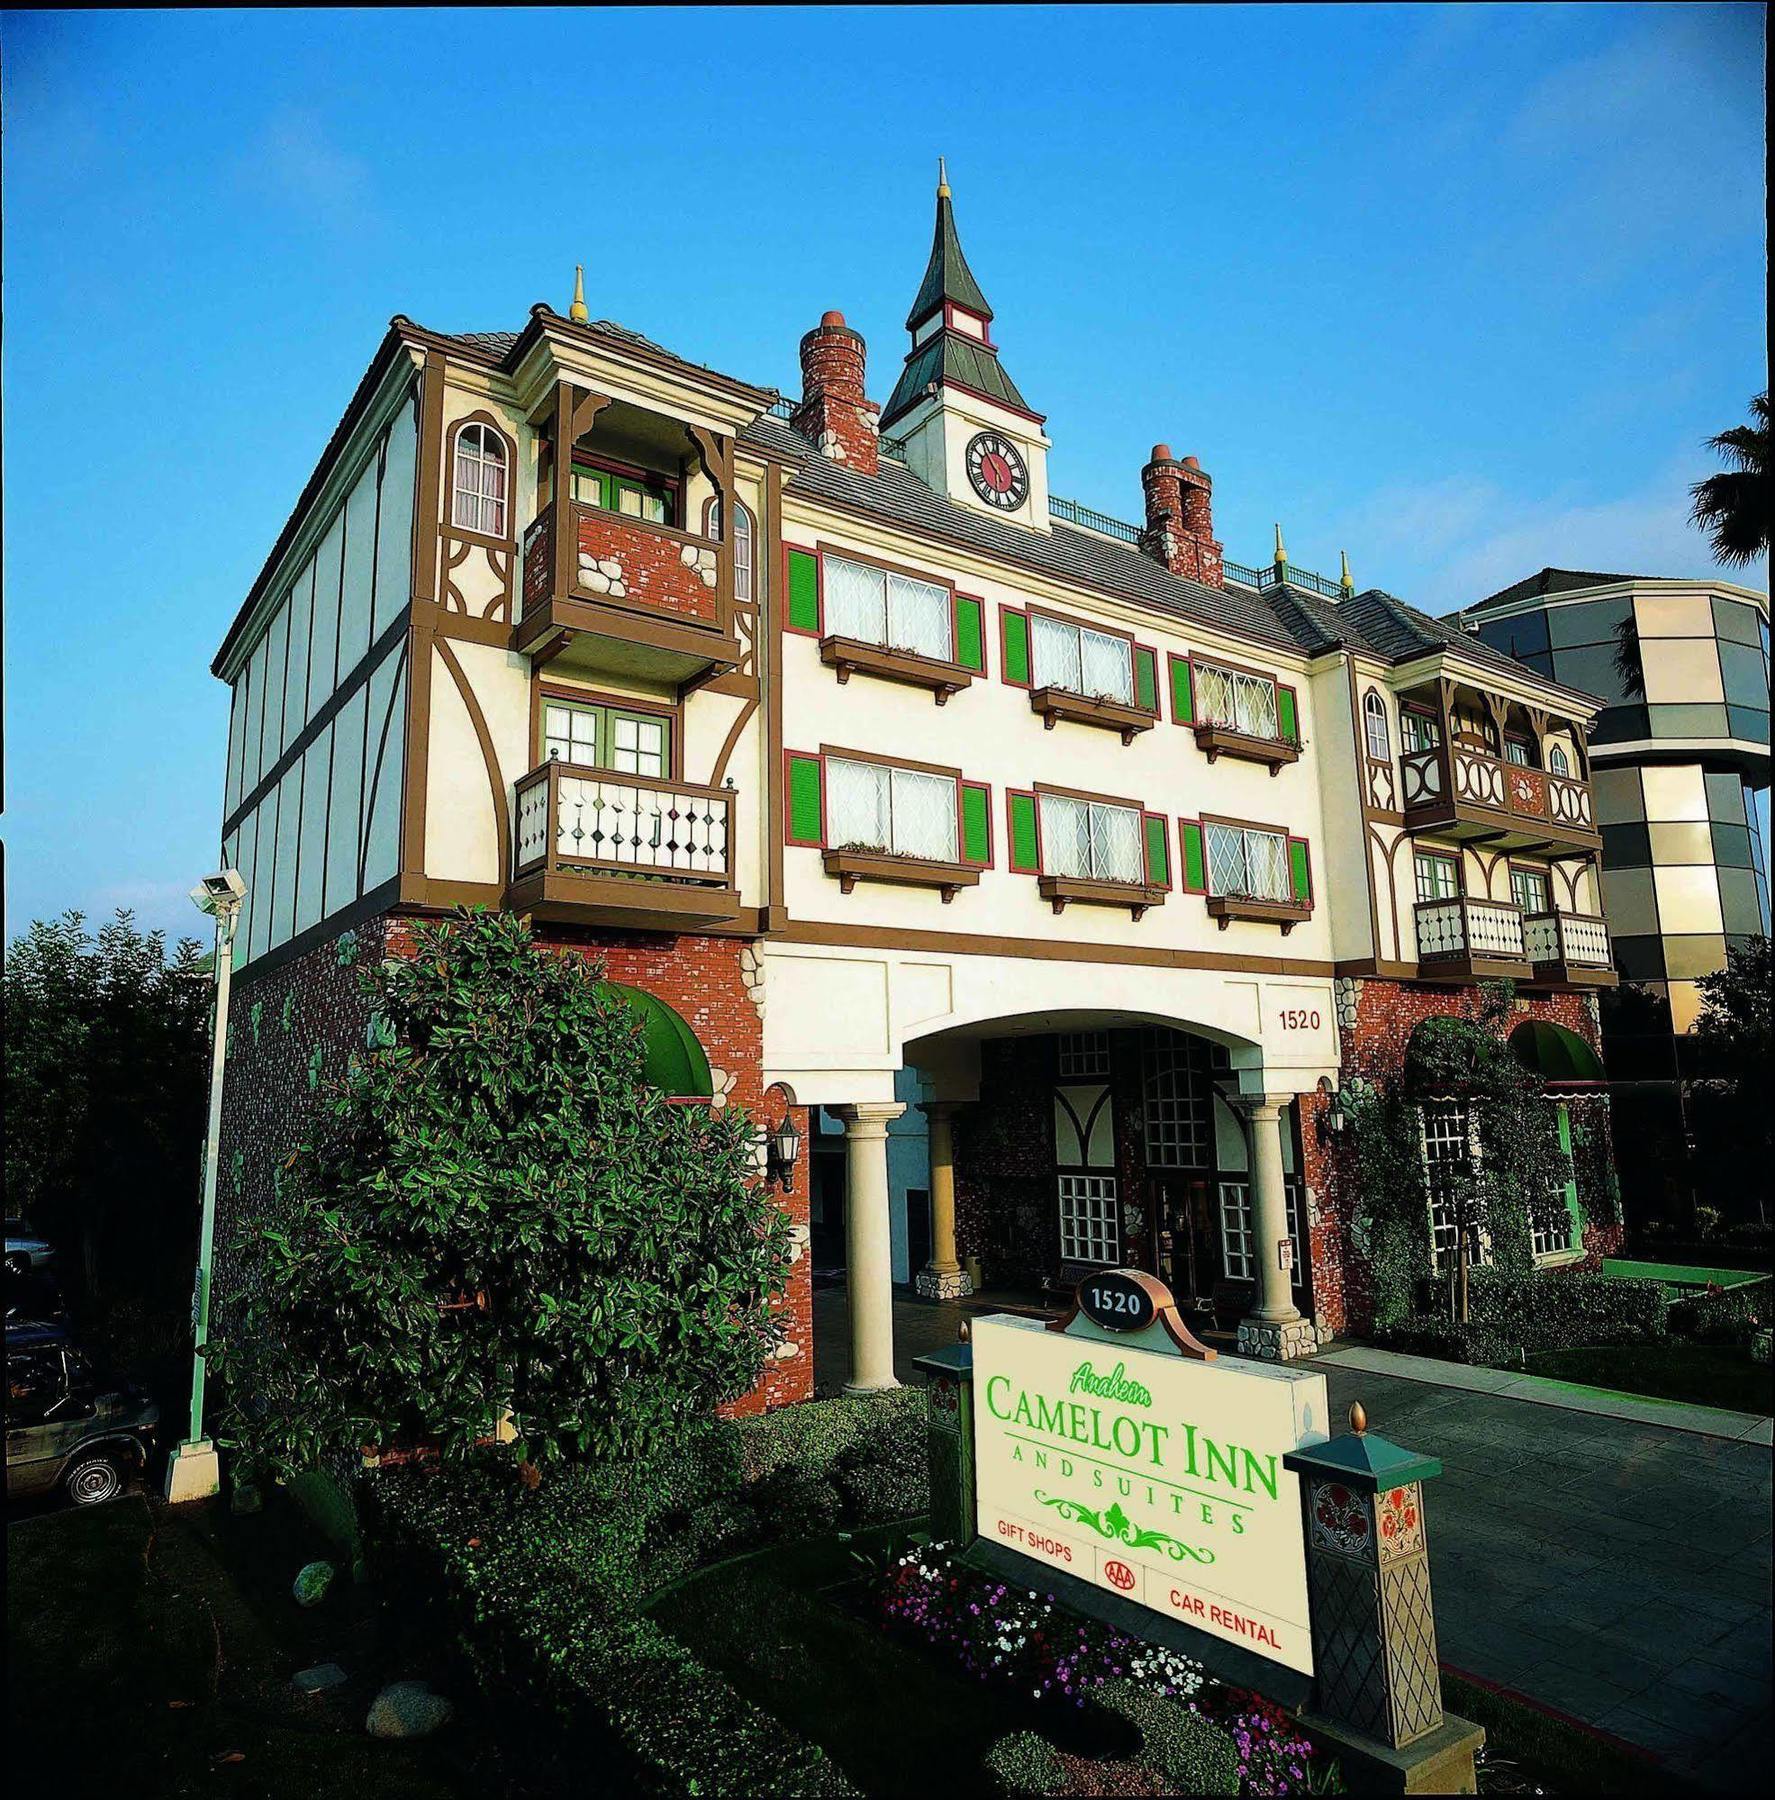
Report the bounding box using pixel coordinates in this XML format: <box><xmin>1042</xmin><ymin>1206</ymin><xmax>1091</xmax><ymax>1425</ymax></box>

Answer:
<box><xmin>786</xmin><ymin>549</ymin><xmax>822</xmax><ymax>634</ymax></box>
<box><xmin>1556</xmin><ymin>1104</ymin><xmax>1583</xmax><ymax>1249</ymax></box>
<box><xmin>1001</xmin><ymin>608</ymin><xmax>1031</xmax><ymax>686</ymax></box>
<box><xmin>1169</xmin><ymin>654</ymin><xmax>1195</xmax><ymax>724</ymax></box>
<box><xmin>1134</xmin><ymin>645</ymin><xmax>1158</xmax><ymax>714</ymax></box>
<box><xmin>960</xmin><ymin>780</ymin><xmax>992</xmax><ymax>865</ymax></box>
<box><xmin>954</xmin><ymin>595</ymin><xmax>986</xmax><ymax>672</ymax></box>
<box><xmin>1007</xmin><ymin>790</ymin><xmax>1040</xmax><ymax>873</ymax></box>
<box><xmin>1278</xmin><ymin>685</ymin><xmax>1299</xmax><ymax>744</ymax></box>
<box><xmin>1143</xmin><ymin>812</ymin><xmax>1170</xmax><ymax>887</ymax></box>
<box><xmin>1288</xmin><ymin>837</ymin><xmax>1313</xmax><ymax>906</ymax></box>
<box><xmin>786</xmin><ymin>752</ymin><xmax>824</xmax><ymax>845</ymax></box>
<box><xmin>1179</xmin><ymin>819</ymin><xmax>1206</xmax><ymax>893</ymax></box>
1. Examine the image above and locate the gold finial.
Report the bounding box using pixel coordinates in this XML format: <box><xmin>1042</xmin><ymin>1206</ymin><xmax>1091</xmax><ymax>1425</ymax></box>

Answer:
<box><xmin>937</xmin><ymin>156</ymin><xmax>951</xmax><ymax>199</ymax></box>
<box><xmin>1274</xmin><ymin>522</ymin><xmax>1288</xmax><ymax>566</ymax></box>
<box><xmin>1340</xmin><ymin>549</ymin><xmax>1354</xmax><ymax>597</ymax></box>
<box><xmin>1349</xmin><ymin>1400</ymin><xmax>1368</xmax><ymax>1436</ymax></box>
<box><xmin>958</xmin><ymin>1317</ymin><xmax>971</xmax><ymax>1344</ymax></box>
<box><xmin>569</xmin><ymin>264</ymin><xmax>589</xmax><ymax>324</ymax></box>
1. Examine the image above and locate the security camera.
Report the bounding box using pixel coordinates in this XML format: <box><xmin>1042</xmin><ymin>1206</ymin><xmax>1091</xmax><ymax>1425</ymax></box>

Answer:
<box><xmin>190</xmin><ymin>870</ymin><xmax>248</xmax><ymax>916</ymax></box>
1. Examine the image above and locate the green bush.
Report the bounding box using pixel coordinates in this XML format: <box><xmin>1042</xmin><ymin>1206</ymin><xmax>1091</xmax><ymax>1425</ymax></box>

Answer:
<box><xmin>1669</xmin><ymin>1277</ymin><xmax>1773</xmax><ymax>1345</ymax></box>
<box><xmin>1091</xmin><ymin>1681</ymin><xmax>1240</xmax><ymax>1796</ymax></box>
<box><xmin>983</xmin><ymin>1731</ymin><xmax>1067</xmax><ymax>1798</ymax></box>
<box><xmin>367</xmin><ymin>1389</ymin><xmax>926</xmax><ymax>1796</ymax></box>
<box><xmin>1384</xmin><ymin>1267</ymin><xmax>1667</xmax><ymax>1365</ymax></box>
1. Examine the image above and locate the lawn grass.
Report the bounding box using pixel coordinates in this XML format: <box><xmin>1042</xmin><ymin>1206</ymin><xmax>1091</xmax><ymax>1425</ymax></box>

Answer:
<box><xmin>1523</xmin><ymin>1340</ymin><xmax>1775</xmax><ymax>1415</ymax></box>
<box><xmin>5</xmin><ymin>1490</ymin><xmax>567</xmax><ymax>1798</ymax></box>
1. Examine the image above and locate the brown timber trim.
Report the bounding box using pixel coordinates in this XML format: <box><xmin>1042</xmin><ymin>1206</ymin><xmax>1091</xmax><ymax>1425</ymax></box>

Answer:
<box><xmin>821</xmin><ymin>850</ymin><xmax>982</xmax><ymax>902</ymax></box>
<box><xmin>764</xmin><ymin>462</ymin><xmax>787</xmax><ymax>928</ymax></box>
<box><xmin>1034</xmin><ymin>778</ymin><xmax>1146</xmax><ymax>814</ymax></box>
<box><xmin>442</xmin><ymin>409</ymin><xmax>519</xmax><ymax>551</ymax></box>
<box><xmin>818</xmin><ymin>635</ymin><xmax>976</xmax><ymax>703</ymax></box>
<box><xmin>1204</xmin><ymin>895</ymin><xmax>1313</xmax><ymax>934</ymax></box>
<box><xmin>400</xmin><ymin>349</ymin><xmax>448</xmax><ymax>887</ymax></box>
<box><xmin>1347</xmin><ymin>657</ymin><xmax>1388</xmax><ymax>967</ymax></box>
<box><xmin>776</xmin><ymin>918</ymin><xmax>1337</xmax><ymax>976</ymax></box>
<box><xmin>430</xmin><ymin>608</ymin><xmax>512</xmax><ymax>649</ymax></box>
<box><xmin>434</xmin><ymin>637</ymin><xmax>511</xmax><ymax>881</ymax></box>
<box><xmin>1192</xmin><ymin>722</ymin><xmax>1301</xmax><ymax>772</ymax></box>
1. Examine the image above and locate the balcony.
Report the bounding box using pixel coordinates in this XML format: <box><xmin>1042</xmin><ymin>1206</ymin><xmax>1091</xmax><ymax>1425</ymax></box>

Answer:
<box><xmin>1414</xmin><ymin>897</ymin><xmax>1532</xmax><ymax>982</ymax></box>
<box><xmin>1523</xmin><ymin>911</ymin><xmax>1618</xmax><ymax>991</ymax></box>
<box><xmin>1400</xmin><ymin>745</ymin><xmax>1599</xmax><ymax>852</ymax></box>
<box><xmin>1029</xmin><ymin>685</ymin><xmax>1156</xmax><ymax>745</ymax></box>
<box><xmin>507</xmin><ymin>761</ymin><xmax>740</xmax><ymax>929</ymax></box>
<box><xmin>518</xmin><ymin>502</ymin><xmax>738</xmax><ymax>685</ymax></box>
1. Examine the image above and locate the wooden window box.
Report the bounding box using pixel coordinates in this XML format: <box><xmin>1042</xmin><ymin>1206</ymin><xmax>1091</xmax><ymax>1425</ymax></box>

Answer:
<box><xmin>1193</xmin><ymin>723</ymin><xmax>1302</xmax><ymax>775</ymax></box>
<box><xmin>1038</xmin><ymin>874</ymin><xmax>1167</xmax><ymax>921</ymax></box>
<box><xmin>819</xmin><ymin>635</ymin><xmax>975</xmax><ymax>705</ymax></box>
<box><xmin>1029</xmin><ymin>686</ymin><xmax>1155</xmax><ymax>745</ymax></box>
<box><xmin>822</xmin><ymin>848</ymin><xmax>982</xmax><ymax>902</ymax></box>
<box><xmin>1205</xmin><ymin>895</ymin><xmax>1313</xmax><ymax>935</ymax></box>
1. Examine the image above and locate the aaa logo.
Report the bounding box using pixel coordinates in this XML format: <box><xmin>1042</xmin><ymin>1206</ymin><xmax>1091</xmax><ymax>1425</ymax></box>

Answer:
<box><xmin>1104</xmin><ymin>1559</ymin><xmax>1136</xmax><ymax>1592</ymax></box>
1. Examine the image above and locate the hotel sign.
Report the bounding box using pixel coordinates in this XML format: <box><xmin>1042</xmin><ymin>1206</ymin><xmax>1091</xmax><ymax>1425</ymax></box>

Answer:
<box><xmin>970</xmin><ymin>1302</ymin><xmax>1329</xmax><ymax>1675</ymax></box>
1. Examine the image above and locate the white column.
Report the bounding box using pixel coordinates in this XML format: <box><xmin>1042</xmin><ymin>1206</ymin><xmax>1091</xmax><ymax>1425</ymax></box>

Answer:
<box><xmin>837</xmin><ymin>1102</ymin><xmax>906</xmax><ymax>1393</ymax></box>
<box><xmin>1236</xmin><ymin>1096</ymin><xmax>1315</xmax><ymax>1362</ymax></box>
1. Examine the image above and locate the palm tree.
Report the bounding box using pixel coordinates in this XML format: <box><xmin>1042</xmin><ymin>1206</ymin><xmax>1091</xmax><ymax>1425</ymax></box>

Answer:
<box><xmin>1689</xmin><ymin>392</ymin><xmax>1770</xmax><ymax>566</ymax></box>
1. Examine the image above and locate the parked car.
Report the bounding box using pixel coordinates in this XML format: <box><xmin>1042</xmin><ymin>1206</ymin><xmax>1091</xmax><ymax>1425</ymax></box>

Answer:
<box><xmin>4</xmin><ymin>1220</ymin><xmax>56</xmax><ymax>1277</ymax></box>
<box><xmin>3</xmin><ymin>1263</ymin><xmax>68</xmax><ymax>1328</ymax></box>
<box><xmin>5</xmin><ymin>1322</ymin><xmax>158</xmax><ymax>1505</ymax></box>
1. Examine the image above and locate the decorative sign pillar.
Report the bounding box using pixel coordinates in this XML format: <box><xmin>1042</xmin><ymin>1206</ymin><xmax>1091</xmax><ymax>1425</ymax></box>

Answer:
<box><xmin>913</xmin><ymin>1339</ymin><xmax>977</xmax><ymax>1543</ymax></box>
<box><xmin>1283</xmin><ymin>1404</ymin><xmax>1484</xmax><ymax>1794</ymax></box>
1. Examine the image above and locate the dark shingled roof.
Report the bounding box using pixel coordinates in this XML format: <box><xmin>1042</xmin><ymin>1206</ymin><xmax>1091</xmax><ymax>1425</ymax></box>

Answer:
<box><xmin>882</xmin><ymin>330</ymin><xmax>1031</xmax><ymax>427</ymax></box>
<box><xmin>906</xmin><ymin>189</ymin><xmax>994</xmax><ymax>327</ymax></box>
<box><xmin>1467</xmin><ymin>567</ymin><xmax>1646</xmax><ymax>613</ymax></box>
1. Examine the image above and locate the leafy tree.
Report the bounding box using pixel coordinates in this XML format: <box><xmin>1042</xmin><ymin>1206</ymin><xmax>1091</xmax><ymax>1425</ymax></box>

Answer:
<box><xmin>1690</xmin><ymin>936</ymin><xmax>1772</xmax><ymax>1223</ymax></box>
<box><xmin>2</xmin><ymin>911</ymin><xmax>210</xmax><ymax>1331</ymax></box>
<box><xmin>208</xmin><ymin>908</ymin><xmax>792</xmax><ymax>1476</ymax></box>
<box><xmin>1689</xmin><ymin>391</ymin><xmax>1770</xmax><ymax>567</ymax></box>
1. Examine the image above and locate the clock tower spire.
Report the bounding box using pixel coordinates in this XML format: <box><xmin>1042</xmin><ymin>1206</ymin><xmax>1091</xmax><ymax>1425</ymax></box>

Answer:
<box><xmin>883</xmin><ymin>166</ymin><xmax>1052</xmax><ymax>530</ymax></box>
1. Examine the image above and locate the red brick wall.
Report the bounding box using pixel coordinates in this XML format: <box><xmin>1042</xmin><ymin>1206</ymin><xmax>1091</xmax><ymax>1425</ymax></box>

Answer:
<box><xmin>1308</xmin><ymin>979</ymin><xmax>1621</xmax><ymax>1336</ymax></box>
<box><xmin>572</xmin><ymin>511</ymin><xmax>720</xmax><ymax>625</ymax></box>
<box><xmin>1139</xmin><ymin>449</ymin><xmax>1225</xmax><ymax>590</ymax></box>
<box><xmin>790</xmin><ymin>312</ymin><xmax>880</xmax><ymax>475</ymax></box>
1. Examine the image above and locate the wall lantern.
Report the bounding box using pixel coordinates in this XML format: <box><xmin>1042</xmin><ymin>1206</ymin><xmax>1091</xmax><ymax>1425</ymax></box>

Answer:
<box><xmin>1316</xmin><ymin>1076</ymin><xmax>1349</xmax><ymax>1143</ymax></box>
<box><xmin>766</xmin><ymin>1115</ymin><xmax>802</xmax><ymax>1191</ymax></box>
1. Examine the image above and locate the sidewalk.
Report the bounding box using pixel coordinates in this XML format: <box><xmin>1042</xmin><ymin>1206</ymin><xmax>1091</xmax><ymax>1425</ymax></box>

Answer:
<box><xmin>813</xmin><ymin>1285</ymin><xmax>1773</xmax><ymax>1792</ymax></box>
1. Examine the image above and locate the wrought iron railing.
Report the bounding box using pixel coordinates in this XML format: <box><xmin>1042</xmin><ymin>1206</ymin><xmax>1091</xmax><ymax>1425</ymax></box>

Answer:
<box><xmin>1415</xmin><ymin>897</ymin><xmax>1527</xmax><ymax>963</ymax></box>
<box><xmin>513</xmin><ymin>762</ymin><xmax>734</xmax><ymax>885</ymax></box>
<box><xmin>1048</xmin><ymin>495</ymin><xmax>1143</xmax><ymax>543</ymax></box>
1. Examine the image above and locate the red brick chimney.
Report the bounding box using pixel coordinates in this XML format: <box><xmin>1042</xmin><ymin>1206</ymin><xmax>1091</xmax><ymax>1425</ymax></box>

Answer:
<box><xmin>1140</xmin><ymin>445</ymin><xmax>1224</xmax><ymax>588</ymax></box>
<box><xmin>790</xmin><ymin>311</ymin><xmax>879</xmax><ymax>475</ymax></box>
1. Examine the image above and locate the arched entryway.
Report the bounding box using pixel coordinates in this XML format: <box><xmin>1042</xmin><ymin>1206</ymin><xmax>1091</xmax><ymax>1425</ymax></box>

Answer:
<box><xmin>604</xmin><ymin>982</ymin><xmax>714</xmax><ymax>1098</ymax></box>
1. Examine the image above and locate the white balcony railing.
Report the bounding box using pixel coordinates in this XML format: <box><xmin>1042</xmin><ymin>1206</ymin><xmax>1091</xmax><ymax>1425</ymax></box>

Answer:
<box><xmin>1415</xmin><ymin>897</ymin><xmax>1527</xmax><ymax>963</ymax></box>
<box><xmin>1524</xmin><ymin>911</ymin><xmax>1612</xmax><ymax>969</ymax></box>
<box><xmin>513</xmin><ymin>761</ymin><xmax>733</xmax><ymax>884</ymax></box>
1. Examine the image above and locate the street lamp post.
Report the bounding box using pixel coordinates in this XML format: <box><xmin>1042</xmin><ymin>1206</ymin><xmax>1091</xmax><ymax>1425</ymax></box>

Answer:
<box><xmin>165</xmin><ymin>869</ymin><xmax>247</xmax><ymax>1504</ymax></box>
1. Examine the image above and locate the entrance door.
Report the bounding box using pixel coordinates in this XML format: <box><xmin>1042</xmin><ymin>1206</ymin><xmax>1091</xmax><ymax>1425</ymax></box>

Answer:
<box><xmin>1155</xmin><ymin>1175</ymin><xmax>1220</xmax><ymax>1306</ymax></box>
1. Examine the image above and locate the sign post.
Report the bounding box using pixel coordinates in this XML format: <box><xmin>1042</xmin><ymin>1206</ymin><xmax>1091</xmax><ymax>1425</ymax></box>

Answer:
<box><xmin>918</xmin><ymin>1271</ymin><xmax>1482</xmax><ymax>1793</ymax></box>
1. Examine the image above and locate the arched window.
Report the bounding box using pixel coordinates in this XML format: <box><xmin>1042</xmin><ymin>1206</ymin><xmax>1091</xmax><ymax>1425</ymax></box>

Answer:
<box><xmin>1363</xmin><ymin>689</ymin><xmax>1391</xmax><ymax>761</ymax></box>
<box><xmin>1548</xmin><ymin>743</ymin><xmax>1571</xmax><ymax>777</ymax></box>
<box><xmin>705</xmin><ymin>496</ymin><xmax>756</xmax><ymax>603</ymax></box>
<box><xmin>451</xmin><ymin>422</ymin><xmax>508</xmax><ymax>537</ymax></box>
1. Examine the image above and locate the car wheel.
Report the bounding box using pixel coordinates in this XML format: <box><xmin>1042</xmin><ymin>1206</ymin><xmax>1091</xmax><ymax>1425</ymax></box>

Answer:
<box><xmin>63</xmin><ymin>1454</ymin><xmax>125</xmax><ymax>1506</ymax></box>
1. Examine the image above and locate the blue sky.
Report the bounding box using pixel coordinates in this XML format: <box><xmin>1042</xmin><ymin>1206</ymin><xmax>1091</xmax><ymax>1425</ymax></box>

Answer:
<box><xmin>2</xmin><ymin>4</ymin><xmax>1765</xmax><ymax>942</ymax></box>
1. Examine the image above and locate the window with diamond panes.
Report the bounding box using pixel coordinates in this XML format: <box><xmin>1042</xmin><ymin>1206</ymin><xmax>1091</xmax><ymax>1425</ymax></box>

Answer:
<box><xmin>826</xmin><ymin>757</ymin><xmax>958</xmax><ymax>862</ymax></box>
<box><xmin>1030</xmin><ymin>613</ymin><xmax>1133</xmax><ymax>704</ymax></box>
<box><xmin>1195</xmin><ymin>662</ymin><xmax>1280</xmax><ymax>741</ymax></box>
<box><xmin>1140</xmin><ymin>1029</ymin><xmax>1213</xmax><ymax>1169</ymax></box>
<box><xmin>1218</xmin><ymin>1177</ymin><xmax>1304</xmax><ymax>1284</ymax></box>
<box><xmin>822</xmin><ymin>554</ymin><xmax>951</xmax><ymax>661</ymax></box>
<box><xmin>1038</xmin><ymin>793</ymin><xmax>1144</xmax><ymax>883</ymax></box>
<box><xmin>544</xmin><ymin>700</ymin><xmax>668</xmax><ymax>779</ymax></box>
<box><xmin>1204</xmin><ymin>822</ymin><xmax>1291</xmax><ymax>902</ymax></box>
<box><xmin>1057</xmin><ymin>1031</ymin><xmax>1111</xmax><ymax>1079</ymax></box>
<box><xmin>1421</xmin><ymin>1099</ymin><xmax>1489</xmax><ymax>1273</ymax></box>
<box><xmin>1058</xmin><ymin>1173</ymin><xmax>1120</xmax><ymax>1264</ymax></box>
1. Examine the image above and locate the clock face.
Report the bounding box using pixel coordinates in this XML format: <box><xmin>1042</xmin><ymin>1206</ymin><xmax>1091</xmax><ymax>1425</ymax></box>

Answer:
<box><xmin>965</xmin><ymin>431</ymin><xmax>1030</xmax><ymax>511</ymax></box>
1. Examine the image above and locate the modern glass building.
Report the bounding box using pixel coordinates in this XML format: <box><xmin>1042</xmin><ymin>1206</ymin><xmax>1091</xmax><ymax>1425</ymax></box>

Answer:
<box><xmin>1455</xmin><ymin>569</ymin><xmax>1770</xmax><ymax>1221</ymax></box>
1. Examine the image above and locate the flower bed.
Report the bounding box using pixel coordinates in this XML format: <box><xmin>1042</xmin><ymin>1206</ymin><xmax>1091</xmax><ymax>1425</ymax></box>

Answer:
<box><xmin>873</xmin><ymin>1544</ymin><xmax>1326</xmax><ymax>1796</ymax></box>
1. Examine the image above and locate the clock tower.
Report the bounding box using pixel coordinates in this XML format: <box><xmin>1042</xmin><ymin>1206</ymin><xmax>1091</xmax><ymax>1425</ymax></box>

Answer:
<box><xmin>882</xmin><ymin>163</ymin><xmax>1053</xmax><ymax>533</ymax></box>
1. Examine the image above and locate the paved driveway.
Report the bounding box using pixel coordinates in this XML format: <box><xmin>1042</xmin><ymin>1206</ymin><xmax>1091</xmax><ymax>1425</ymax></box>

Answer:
<box><xmin>811</xmin><ymin>1284</ymin><xmax>1773</xmax><ymax>1792</ymax></box>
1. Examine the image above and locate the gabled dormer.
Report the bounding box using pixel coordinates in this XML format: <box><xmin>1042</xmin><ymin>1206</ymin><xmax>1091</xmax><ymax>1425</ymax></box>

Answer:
<box><xmin>883</xmin><ymin>165</ymin><xmax>1053</xmax><ymax>533</ymax></box>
